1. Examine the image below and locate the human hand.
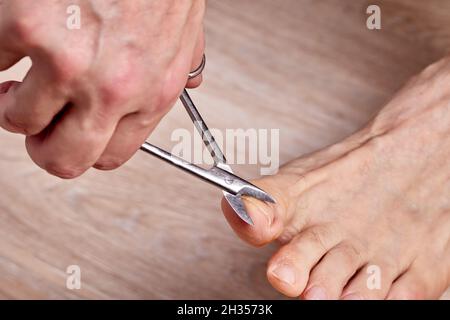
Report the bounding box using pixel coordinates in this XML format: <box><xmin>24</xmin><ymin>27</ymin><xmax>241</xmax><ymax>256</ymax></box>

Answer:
<box><xmin>0</xmin><ymin>0</ymin><xmax>205</xmax><ymax>178</ymax></box>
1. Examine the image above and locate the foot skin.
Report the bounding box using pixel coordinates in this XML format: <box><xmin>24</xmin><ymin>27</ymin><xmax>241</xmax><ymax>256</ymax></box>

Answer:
<box><xmin>222</xmin><ymin>57</ymin><xmax>450</xmax><ymax>300</ymax></box>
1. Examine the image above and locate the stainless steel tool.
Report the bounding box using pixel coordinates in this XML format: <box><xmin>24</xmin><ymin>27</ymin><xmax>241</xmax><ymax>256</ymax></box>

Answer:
<box><xmin>140</xmin><ymin>89</ymin><xmax>275</xmax><ymax>225</ymax></box>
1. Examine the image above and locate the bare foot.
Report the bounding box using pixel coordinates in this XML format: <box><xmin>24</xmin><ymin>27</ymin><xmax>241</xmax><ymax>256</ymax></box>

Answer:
<box><xmin>222</xmin><ymin>57</ymin><xmax>450</xmax><ymax>300</ymax></box>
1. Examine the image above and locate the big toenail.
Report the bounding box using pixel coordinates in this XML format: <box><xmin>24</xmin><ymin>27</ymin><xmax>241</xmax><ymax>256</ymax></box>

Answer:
<box><xmin>304</xmin><ymin>286</ymin><xmax>327</xmax><ymax>300</ymax></box>
<box><xmin>341</xmin><ymin>293</ymin><xmax>363</xmax><ymax>300</ymax></box>
<box><xmin>251</xmin><ymin>198</ymin><xmax>273</xmax><ymax>226</ymax></box>
<box><xmin>271</xmin><ymin>265</ymin><xmax>296</xmax><ymax>285</ymax></box>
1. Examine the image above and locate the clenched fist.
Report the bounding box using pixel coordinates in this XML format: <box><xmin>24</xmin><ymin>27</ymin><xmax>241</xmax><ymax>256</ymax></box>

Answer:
<box><xmin>0</xmin><ymin>0</ymin><xmax>205</xmax><ymax>178</ymax></box>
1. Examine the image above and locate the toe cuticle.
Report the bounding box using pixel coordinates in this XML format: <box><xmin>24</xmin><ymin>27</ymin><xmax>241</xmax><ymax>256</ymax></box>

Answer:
<box><xmin>304</xmin><ymin>286</ymin><xmax>328</xmax><ymax>300</ymax></box>
<box><xmin>270</xmin><ymin>264</ymin><xmax>296</xmax><ymax>286</ymax></box>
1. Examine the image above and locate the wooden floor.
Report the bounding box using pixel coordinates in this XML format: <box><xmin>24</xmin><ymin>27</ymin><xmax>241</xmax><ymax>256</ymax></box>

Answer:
<box><xmin>0</xmin><ymin>0</ymin><xmax>449</xmax><ymax>299</ymax></box>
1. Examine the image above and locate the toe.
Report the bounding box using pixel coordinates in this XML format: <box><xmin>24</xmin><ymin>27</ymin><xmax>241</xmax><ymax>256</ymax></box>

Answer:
<box><xmin>387</xmin><ymin>259</ymin><xmax>448</xmax><ymax>300</ymax></box>
<box><xmin>266</xmin><ymin>224</ymin><xmax>342</xmax><ymax>297</ymax></box>
<box><xmin>221</xmin><ymin>176</ymin><xmax>291</xmax><ymax>247</ymax></box>
<box><xmin>303</xmin><ymin>241</ymin><xmax>366</xmax><ymax>300</ymax></box>
<box><xmin>341</xmin><ymin>261</ymin><xmax>400</xmax><ymax>300</ymax></box>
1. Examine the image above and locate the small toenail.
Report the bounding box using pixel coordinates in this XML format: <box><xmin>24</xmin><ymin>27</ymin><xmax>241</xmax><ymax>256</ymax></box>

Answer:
<box><xmin>341</xmin><ymin>293</ymin><xmax>363</xmax><ymax>300</ymax></box>
<box><xmin>271</xmin><ymin>264</ymin><xmax>296</xmax><ymax>286</ymax></box>
<box><xmin>304</xmin><ymin>286</ymin><xmax>328</xmax><ymax>300</ymax></box>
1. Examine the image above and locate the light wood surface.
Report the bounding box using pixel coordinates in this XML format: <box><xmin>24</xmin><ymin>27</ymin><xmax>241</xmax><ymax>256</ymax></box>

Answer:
<box><xmin>0</xmin><ymin>0</ymin><xmax>449</xmax><ymax>299</ymax></box>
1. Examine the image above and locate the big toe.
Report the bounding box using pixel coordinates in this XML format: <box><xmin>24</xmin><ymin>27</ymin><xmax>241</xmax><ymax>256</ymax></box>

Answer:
<box><xmin>221</xmin><ymin>176</ymin><xmax>291</xmax><ymax>247</ymax></box>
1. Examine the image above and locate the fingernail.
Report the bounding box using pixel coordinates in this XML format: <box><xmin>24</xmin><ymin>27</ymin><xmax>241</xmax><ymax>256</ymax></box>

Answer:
<box><xmin>271</xmin><ymin>264</ymin><xmax>296</xmax><ymax>286</ymax></box>
<box><xmin>341</xmin><ymin>293</ymin><xmax>363</xmax><ymax>300</ymax></box>
<box><xmin>304</xmin><ymin>286</ymin><xmax>327</xmax><ymax>300</ymax></box>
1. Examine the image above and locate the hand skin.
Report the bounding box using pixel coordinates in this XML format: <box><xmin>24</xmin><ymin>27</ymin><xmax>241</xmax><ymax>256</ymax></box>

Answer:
<box><xmin>0</xmin><ymin>0</ymin><xmax>205</xmax><ymax>178</ymax></box>
<box><xmin>222</xmin><ymin>56</ymin><xmax>450</xmax><ymax>299</ymax></box>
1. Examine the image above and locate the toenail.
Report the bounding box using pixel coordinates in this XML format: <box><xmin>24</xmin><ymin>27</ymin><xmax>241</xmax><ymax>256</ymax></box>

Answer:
<box><xmin>304</xmin><ymin>286</ymin><xmax>328</xmax><ymax>300</ymax></box>
<box><xmin>341</xmin><ymin>293</ymin><xmax>363</xmax><ymax>300</ymax></box>
<box><xmin>248</xmin><ymin>197</ymin><xmax>274</xmax><ymax>226</ymax></box>
<box><xmin>270</xmin><ymin>264</ymin><xmax>296</xmax><ymax>286</ymax></box>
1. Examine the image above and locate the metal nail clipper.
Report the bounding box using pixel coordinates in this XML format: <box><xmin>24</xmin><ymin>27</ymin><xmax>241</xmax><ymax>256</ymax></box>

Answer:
<box><xmin>139</xmin><ymin>56</ymin><xmax>275</xmax><ymax>225</ymax></box>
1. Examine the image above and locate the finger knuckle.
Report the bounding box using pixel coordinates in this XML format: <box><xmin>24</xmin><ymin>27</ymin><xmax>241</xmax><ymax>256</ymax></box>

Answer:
<box><xmin>10</xmin><ymin>15</ymin><xmax>40</xmax><ymax>47</ymax></box>
<box><xmin>2</xmin><ymin>109</ymin><xmax>46</xmax><ymax>135</ymax></box>
<box><xmin>155</xmin><ymin>64</ymin><xmax>185</xmax><ymax>111</ymax></box>
<box><xmin>2</xmin><ymin>112</ymin><xmax>27</xmax><ymax>134</ymax></box>
<box><xmin>100</xmin><ymin>83</ymin><xmax>126</xmax><ymax>107</ymax></box>
<box><xmin>97</xmin><ymin>67</ymin><xmax>137</xmax><ymax>109</ymax></box>
<box><xmin>140</xmin><ymin>85</ymin><xmax>176</xmax><ymax>118</ymax></box>
<box><xmin>45</xmin><ymin>161</ymin><xmax>85</xmax><ymax>179</ymax></box>
<box><xmin>94</xmin><ymin>157</ymin><xmax>125</xmax><ymax>171</ymax></box>
<box><xmin>159</xmin><ymin>79</ymin><xmax>181</xmax><ymax>108</ymax></box>
<box><xmin>51</xmin><ymin>52</ymin><xmax>91</xmax><ymax>84</ymax></box>
<box><xmin>1</xmin><ymin>111</ymin><xmax>23</xmax><ymax>133</ymax></box>
<box><xmin>130</xmin><ymin>110</ymin><xmax>156</xmax><ymax>130</ymax></box>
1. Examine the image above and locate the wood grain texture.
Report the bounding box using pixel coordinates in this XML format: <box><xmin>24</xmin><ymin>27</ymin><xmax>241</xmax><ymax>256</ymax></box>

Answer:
<box><xmin>0</xmin><ymin>0</ymin><xmax>449</xmax><ymax>299</ymax></box>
